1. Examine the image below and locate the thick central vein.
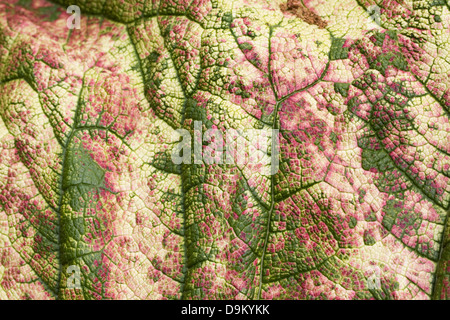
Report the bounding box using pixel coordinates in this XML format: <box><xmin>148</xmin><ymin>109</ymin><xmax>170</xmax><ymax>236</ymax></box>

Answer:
<box><xmin>55</xmin><ymin>72</ymin><xmax>86</xmax><ymax>299</ymax></box>
<box><xmin>256</xmin><ymin>25</ymin><xmax>280</xmax><ymax>300</ymax></box>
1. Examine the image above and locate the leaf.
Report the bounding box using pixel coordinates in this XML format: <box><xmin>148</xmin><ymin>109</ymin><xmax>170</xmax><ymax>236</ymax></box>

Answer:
<box><xmin>0</xmin><ymin>0</ymin><xmax>448</xmax><ymax>300</ymax></box>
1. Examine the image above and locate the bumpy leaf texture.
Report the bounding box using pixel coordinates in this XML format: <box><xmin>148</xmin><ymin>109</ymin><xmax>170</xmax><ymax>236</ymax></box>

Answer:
<box><xmin>0</xmin><ymin>0</ymin><xmax>449</xmax><ymax>300</ymax></box>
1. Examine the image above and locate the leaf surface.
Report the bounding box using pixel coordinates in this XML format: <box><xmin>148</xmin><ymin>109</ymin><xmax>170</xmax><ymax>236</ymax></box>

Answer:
<box><xmin>0</xmin><ymin>0</ymin><xmax>449</xmax><ymax>300</ymax></box>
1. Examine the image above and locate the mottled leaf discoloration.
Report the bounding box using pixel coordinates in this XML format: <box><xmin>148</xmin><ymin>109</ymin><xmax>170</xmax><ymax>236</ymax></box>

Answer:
<box><xmin>0</xmin><ymin>0</ymin><xmax>449</xmax><ymax>300</ymax></box>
